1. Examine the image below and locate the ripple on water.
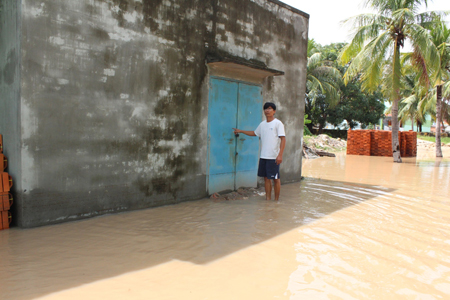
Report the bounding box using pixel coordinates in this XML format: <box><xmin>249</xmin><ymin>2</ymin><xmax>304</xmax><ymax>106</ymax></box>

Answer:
<box><xmin>1</xmin><ymin>153</ymin><xmax>450</xmax><ymax>299</ymax></box>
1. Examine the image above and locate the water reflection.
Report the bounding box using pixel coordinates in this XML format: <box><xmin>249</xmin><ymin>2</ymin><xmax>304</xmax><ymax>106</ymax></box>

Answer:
<box><xmin>0</xmin><ymin>147</ymin><xmax>449</xmax><ymax>299</ymax></box>
<box><xmin>291</xmin><ymin>149</ymin><xmax>450</xmax><ymax>299</ymax></box>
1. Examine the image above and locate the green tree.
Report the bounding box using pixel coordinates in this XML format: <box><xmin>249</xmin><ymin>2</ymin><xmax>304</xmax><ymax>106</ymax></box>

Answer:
<box><xmin>418</xmin><ymin>81</ymin><xmax>449</xmax><ymax>133</ymax></box>
<box><xmin>396</xmin><ymin>54</ymin><xmax>430</xmax><ymax>131</ymax></box>
<box><xmin>306</xmin><ymin>40</ymin><xmax>342</xmax><ymax>133</ymax></box>
<box><xmin>429</xmin><ymin>20</ymin><xmax>450</xmax><ymax>157</ymax></box>
<box><xmin>317</xmin><ymin>43</ymin><xmax>386</xmax><ymax>130</ymax></box>
<box><xmin>304</xmin><ymin>114</ymin><xmax>313</xmax><ymax>136</ymax></box>
<box><xmin>328</xmin><ymin>78</ymin><xmax>386</xmax><ymax>129</ymax></box>
<box><xmin>340</xmin><ymin>0</ymin><xmax>440</xmax><ymax>162</ymax></box>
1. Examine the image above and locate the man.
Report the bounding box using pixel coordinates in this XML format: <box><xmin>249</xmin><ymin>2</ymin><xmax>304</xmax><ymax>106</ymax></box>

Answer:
<box><xmin>233</xmin><ymin>102</ymin><xmax>286</xmax><ymax>201</ymax></box>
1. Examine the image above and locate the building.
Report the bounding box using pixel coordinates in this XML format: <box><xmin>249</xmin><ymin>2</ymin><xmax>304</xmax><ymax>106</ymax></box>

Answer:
<box><xmin>0</xmin><ymin>0</ymin><xmax>309</xmax><ymax>228</ymax></box>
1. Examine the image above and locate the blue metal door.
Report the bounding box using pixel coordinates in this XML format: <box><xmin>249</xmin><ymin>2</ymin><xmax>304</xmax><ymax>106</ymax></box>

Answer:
<box><xmin>236</xmin><ymin>84</ymin><xmax>262</xmax><ymax>188</ymax></box>
<box><xmin>208</xmin><ymin>78</ymin><xmax>238</xmax><ymax>193</ymax></box>
<box><xmin>208</xmin><ymin>77</ymin><xmax>262</xmax><ymax>194</ymax></box>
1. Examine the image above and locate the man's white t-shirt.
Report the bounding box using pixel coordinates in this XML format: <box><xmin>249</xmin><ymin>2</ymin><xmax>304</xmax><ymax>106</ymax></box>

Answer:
<box><xmin>254</xmin><ymin>118</ymin><xmax>285</xmax><ymax>159</ymax></box>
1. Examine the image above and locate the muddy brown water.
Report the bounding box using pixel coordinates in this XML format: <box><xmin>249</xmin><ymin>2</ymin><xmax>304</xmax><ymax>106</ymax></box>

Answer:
<box><xmin>1</xmin><ymin>147</ymin><xmax>450</xmax><ymax>299</ymax></box>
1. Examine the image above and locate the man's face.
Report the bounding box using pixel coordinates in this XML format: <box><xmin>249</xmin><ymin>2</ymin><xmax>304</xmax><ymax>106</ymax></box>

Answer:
<box><xmin>264</xmin><ymin>106</ymin><xmax>276</xmax><ymax>118</ymax></box>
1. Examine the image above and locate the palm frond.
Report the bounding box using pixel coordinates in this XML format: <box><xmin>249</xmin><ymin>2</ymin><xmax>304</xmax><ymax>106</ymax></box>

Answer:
<box><xmin>358</xmin><ymin>31</ymin><xmax>392</xmax><ymax>91</ymax></box>
<box><xmin>408</xmin><ymin>23</ymin><xmax>440</xmax><ymax>72</ymax></box>
<box><xmin>321</xmin><ymin>82</ymin><xmax>341</xmax><ymax>107</ymax></box>
<box><xmin>307</xmin><ymin>53</ymin><xmax>323</xmax><ymax>70</ymax></box>
<box><xmin>443</xmin><ymin>81</ymin><xmax>450</xmax><ymax>99</ymax></box>
<box><xmin>417</xmin><ymin>10</ymin><xmax>450</xmax><ymax>28</ymax></box>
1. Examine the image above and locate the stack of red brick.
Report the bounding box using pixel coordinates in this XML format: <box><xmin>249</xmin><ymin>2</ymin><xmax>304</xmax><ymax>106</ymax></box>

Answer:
<box><xmin>0</xmin><ymin>135</ymin><xmax>13</xmax><ymax>230</ymax></box>
<box><xmin>347</xmin><ymin>130</ymin><xmax>417</xmax><ymax>157</ymax></box>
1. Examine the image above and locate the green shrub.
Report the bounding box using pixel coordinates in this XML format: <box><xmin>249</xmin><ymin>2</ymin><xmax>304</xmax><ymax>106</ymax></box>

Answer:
<box><xmin>304</xmin><ymin>114</ymin><xmax>313</xmax><ymax>136</ymax></box>
<box><xmin>304</xmin><ymin>126</ymin><xmax>313</xmax><ymax>136</ymax></box>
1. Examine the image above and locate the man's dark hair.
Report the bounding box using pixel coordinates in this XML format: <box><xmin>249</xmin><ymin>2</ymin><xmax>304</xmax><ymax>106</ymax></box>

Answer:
<box><xmin>263</xmin><ymin>102</ymin><xmax>276</xmax><ymax>111</ymax></box>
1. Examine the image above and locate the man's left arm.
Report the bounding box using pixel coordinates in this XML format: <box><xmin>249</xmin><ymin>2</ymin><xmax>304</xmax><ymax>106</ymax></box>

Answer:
<box><xmin>276</xmin><ymin>136</ymin><xmax>286</xmax><ymax>165</ymax></box>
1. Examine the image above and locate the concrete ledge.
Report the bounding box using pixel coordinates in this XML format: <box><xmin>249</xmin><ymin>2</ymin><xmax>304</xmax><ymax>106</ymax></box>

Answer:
<box><xmin>267</xmin><ymin>0</ymin><xmax>309</xmax><ymax>18</ymax></box>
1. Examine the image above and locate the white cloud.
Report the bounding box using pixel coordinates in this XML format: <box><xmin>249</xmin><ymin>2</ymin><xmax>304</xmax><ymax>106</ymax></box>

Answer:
<box><xmin>281</xmin><ymin>0</ymin><xmax>450</xmax><ymax>45</ymax></box>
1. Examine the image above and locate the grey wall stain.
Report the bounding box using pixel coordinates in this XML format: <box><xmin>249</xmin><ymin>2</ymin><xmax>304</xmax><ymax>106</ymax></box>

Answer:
<box><xmin>0</xmin><ymin>0</ymin><xmax>22</xmax><ymax>226</ymax></box>
<box><xmin>3</xmin><ymin>49</ymin><xmax>17</xmax><ymax>85</ymax></box>
<box><xmin>6</xmin><ymin>0</ymin><xmax>307</xmax><ymax>227</ymax></box>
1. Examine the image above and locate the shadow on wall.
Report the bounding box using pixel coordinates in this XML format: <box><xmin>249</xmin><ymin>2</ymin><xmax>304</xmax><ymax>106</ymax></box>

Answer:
<box><xmin>0</xmin><ymin>179</ymin><xmax>395</xmax><ymax>300</ymax></box>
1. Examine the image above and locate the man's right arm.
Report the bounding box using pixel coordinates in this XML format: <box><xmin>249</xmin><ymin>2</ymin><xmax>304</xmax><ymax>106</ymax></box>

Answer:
<box><xmin>233</xmin><ymin>128</ymin><xmax>257</xmax><ymax>136</ymax></box>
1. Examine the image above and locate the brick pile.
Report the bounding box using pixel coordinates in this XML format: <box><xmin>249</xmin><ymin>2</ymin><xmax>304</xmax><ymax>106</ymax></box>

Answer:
<box><xmin>346</xmin><ymin>130</ymin><xmax>371</xmax><ymax>156</ymax></box>
<box><xmin>347</xmin><ymin>130</ymin><xmax>417</xmax><ymax>157</ymax></box>
<box><xmin>0</xmin><ymin>135</ymin><xmax>13</xmax><ymax>230</ymax></box>
<box><xmin>401</xmin><ymin>132</ymin><xmax>417</xmax><ymax>157</ymax></box>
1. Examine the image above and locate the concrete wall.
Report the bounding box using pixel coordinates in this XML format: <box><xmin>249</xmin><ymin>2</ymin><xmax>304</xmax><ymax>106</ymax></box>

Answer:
<box><xmin>7</xmin><ymin>0</ymin><xmax>308</xmax><ymax>227</ymax></box>
<box><xmin>0</xmin><ymin>0</ymin><xmax>22</xmax><ymax>225</ymax></box>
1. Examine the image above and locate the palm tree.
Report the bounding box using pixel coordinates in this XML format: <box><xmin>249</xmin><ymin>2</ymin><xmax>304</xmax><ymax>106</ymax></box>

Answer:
<box><xmin>398</xmin><ymin>84</ymin><xmax>423</xmax><ymax>131</ymax></box>
<box><xmin>306</xmin><ymin>40</ymin><xmax>342</xmax><ymax>133</ymax></box>
<box><xmin>429</xmin><ymin>20</ymin><xmax>450</xmax><ymax>157</ymax></box>
<box><xmin>397</xmin><ymin>54</ymin><xmax>430</xmax><ymax>131</ymax></box>
<box><xmin>340</xmin><ymin>0</ymin><xmax>440</xmax><ymax>162</ymax></box>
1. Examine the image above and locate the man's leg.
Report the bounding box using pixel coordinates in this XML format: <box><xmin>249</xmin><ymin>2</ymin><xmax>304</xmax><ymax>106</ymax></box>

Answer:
<box><xmin>274</xmin><ymin>179</ymin><xmax>281</xmax><ymax>201</ymax></box>
<box><xmin>264</xmin><ymin>177</ymin><xmax>272</xmax><ymax>200</ymax></box>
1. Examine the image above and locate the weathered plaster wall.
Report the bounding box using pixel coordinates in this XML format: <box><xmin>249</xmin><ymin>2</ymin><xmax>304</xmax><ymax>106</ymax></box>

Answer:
<box><xmin>206</xmin><ymin>0</ymin><xmax>308</xmax><ymax>183</ymax></box>
<box><xmin>0</xmin><ymin>0</ymin><xmax>22</xmax><ymax>226</ymax></box>
<box><xmin>255</xmin><ymin>0</ymin><xmax>308</xmax><ymax>183</ymax></box>
<box><xmin>205</xmin><ymin>0</ymin><xmax>307</xmax><ymax>185</ymax></box>
<box><xmin>17</xmin><ymin>0</ymin><xmax>308</xmax><ymax>227</ymax></box>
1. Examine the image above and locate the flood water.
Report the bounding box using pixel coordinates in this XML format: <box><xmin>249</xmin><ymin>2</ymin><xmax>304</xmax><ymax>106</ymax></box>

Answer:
<box><xmin>1</xmin><ymin>147</ymin><xmax>450</xmax><ymax>299</ymax></box>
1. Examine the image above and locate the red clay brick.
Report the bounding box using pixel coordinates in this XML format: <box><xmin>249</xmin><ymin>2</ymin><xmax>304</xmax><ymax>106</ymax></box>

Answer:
<box><xmin>347</xmin><ymin>130</ymin><xmax>417</xmax><ymax>157</ymax></box>
<box><xmin>0</xmin><ymin>173</ymin><xmax>12</xmax><ymax>193</ymax></box>
<box><xmin>0</xmin><ymin>192</ymin><xmax>12</xmax><ymax>211</ymax></box>
<box><xmin>0</xmin><ymin>154</ymin><xmax>7</xmax><ymax>172</ymax></box>
<box><xmin>1</xmin><ymin>210</ymin><xmax>11</xmax><ymax>230</ymax></box>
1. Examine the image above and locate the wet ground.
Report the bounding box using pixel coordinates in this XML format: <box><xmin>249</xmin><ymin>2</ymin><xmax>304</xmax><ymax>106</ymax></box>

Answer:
<box><xmin>1</xmin><ymin>146</ymin><xmax>450</xmax><ymax>299</ymax></box>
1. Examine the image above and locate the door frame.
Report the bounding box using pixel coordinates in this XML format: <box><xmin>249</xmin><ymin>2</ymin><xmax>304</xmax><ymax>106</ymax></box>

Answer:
<box><xmin>206</xmin><ymin>76</ymin><xmax>263</xmax><ymax>194</ymax></box>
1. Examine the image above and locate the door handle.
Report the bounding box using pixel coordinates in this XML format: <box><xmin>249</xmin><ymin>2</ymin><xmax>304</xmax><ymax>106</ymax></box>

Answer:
<box><xmin>235</xmin><ymin>133</ymin><xmax>239</xmax><ymax>137</ymax></box>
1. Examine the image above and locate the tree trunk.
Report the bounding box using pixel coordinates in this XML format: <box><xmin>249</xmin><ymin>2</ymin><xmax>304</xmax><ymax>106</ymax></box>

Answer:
<box><xmin>436</xmin><ymin>85</ymin><xmax>443</xmax><ymax>157</ymax></box>
<box><xmin>411</xmin><ymin>116</ymin><xmax>414</xmax><ymax>131</ymax></box>
<box><xmin>318</xmin><ymin>113</ymin><xmax>327</xmax><ymax>134</ymax></box>
<box><xmin>391</xmin><ymin>42</ymin><xmax>402</xmax><ymax>163</ymax></box>
<box><xmin>391</xmin><ymin>98</ymin><xmax>402</xmax><ymax>162</ymax></box>
<box><xmin>417</xmin><ymin>120</ymin><xmax>422</xmax><ymax>132</ymax></box>
<box><xmin>346</xmin><ymin>119</ymin><xmax>353</xmax><ymax>129</ymax></box>
<box><xmin>318</xmin><ymin>122</ymin><xmax>323</xmax><ymax>134</ymax></box>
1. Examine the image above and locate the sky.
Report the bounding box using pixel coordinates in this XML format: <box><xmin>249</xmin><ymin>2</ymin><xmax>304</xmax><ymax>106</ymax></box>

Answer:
<box><xmin>281</xmin><ymin>0</ymin><xmax>450</xmax><ymax>46</ymax></box>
